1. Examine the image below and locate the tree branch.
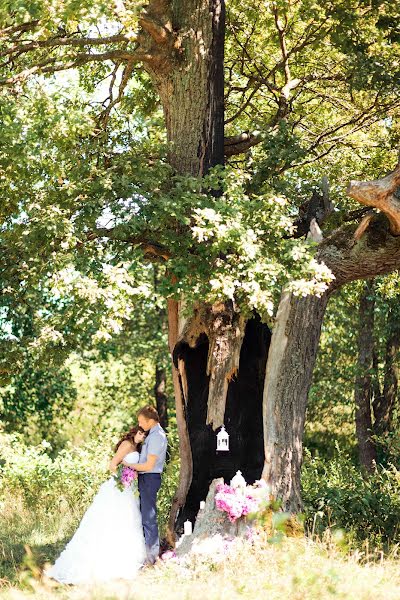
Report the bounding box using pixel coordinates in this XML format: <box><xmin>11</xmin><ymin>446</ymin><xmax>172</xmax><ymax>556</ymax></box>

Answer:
<box><xmin>320</xmin><ymin>214</ymin><xmax>400</xmax><ymax>288</ymax></box>
<box><xmin>84</xmin><ymin>228</ymin><xmax>171</xmax><ymax>261</ymax></box>
<box><xmin>0</xmin><ymin>33</ymin><xmax>134</xmax><ymax>59</ymax></box>
<box><xmin>224</xmin><ymin>131</ymin><xmax>262</xmax><ymax>156</ymax></box>
<box><xmin>138</xmin><ymin>13</ymin><xmax>171</xmax><ymax>44</ymax></box>
<box><xmin>0</xmin><ymin>49</ymin><xmax>151</xmax><ymax>85</ymax></box>
<box><xmin>347</xmin><ymin>164</ymin><xmax>400</xmax><ymax>236</ymax></box>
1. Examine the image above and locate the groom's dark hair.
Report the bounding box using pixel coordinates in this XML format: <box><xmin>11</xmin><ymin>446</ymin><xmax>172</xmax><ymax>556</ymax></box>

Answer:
<box><xmin>137</xmin><ymin>405</ymin><xmax>160</xmax><ymax>422</ymax></box>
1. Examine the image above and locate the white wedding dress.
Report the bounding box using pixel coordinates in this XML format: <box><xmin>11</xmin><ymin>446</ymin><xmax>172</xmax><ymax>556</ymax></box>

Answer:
<box><xmin>46</xmin><ymin>451</ymin><xmax>146</xmax><ymax>584</ymax></box>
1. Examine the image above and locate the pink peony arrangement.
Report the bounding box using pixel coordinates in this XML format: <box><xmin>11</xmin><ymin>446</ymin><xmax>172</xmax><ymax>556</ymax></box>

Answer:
<box><xmin>113</xmin><ymin>464</ymin><xmax>139</xmax><ymax>495</ymax></box>
<box><xmin>215</xmin><ymin>477</ymin><xmax>269</xmax><ymax>523</ymax></box>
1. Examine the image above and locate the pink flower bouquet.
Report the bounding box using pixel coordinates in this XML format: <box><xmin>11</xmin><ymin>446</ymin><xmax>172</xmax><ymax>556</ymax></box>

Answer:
<box><xmin>215</xmin><ymin>477</ymin><xmax>270</xmax><ymax>522</ymax></box>
<box><xmin>113</xmin><ymin>464</ymin><xmax>139</xmax><ymax>496</ymax></box>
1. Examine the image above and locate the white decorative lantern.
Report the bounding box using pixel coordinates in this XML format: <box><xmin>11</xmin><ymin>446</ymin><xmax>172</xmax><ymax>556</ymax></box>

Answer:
<box><xmin>230</xmin><ymin>470</ymin><xmax>246</xmax><ymax>489</ymax></box>
<box><xmin>184</xmin><ymin>520</ymin><xmax>192</xmax><ymax>535</ymax></box>
<box><xmin>216</xmin><ymin>425</ymin><xmax>229</xmax><ymax>451</ymax></box>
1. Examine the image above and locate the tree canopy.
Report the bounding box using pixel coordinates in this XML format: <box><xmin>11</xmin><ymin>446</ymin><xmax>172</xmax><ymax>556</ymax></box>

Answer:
<box><xmin>1</xmin><ymin>0</ymin><xmax>400</xmax><ymax>376</ymax></box>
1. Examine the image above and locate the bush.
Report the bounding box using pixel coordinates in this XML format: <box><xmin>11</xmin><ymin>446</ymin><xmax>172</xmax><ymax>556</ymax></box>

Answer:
<box><xmin>0</xmin><ymin>433</ymin><xmax>108</xmax><ymax>513</ymax></box>
<box><xmin>302</xmin><ymin>447</ymin><xmax>400</xmax><ymax>552</ymax></box>
<box><xmin>0</xmin><ymin>366</ymin><xmax>77</xmax><ymax>451</ymax></box>
<box><xmin>0</xmin><ymin>430</ymin><xmax>180</xmax><ymax>536</ymax></box>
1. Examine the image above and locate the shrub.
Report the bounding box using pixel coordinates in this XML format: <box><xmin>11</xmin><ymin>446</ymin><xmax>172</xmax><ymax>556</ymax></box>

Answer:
<box><xmin>0</xmin><ymin>430</ymin><xmax>180</xmax><ymax>536</ymax></box>
<box><xmin>0</xmin><ymin>433</ymin><xmax>107</xmax><ymax>513</ymax></box>
<box><xmin>302</xmin><ymin>447</ymin><xmax>400</xmax><ymax>552</ymax></box>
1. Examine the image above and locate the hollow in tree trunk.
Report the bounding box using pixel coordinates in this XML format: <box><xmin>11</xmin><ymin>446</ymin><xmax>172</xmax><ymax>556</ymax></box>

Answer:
<box><xmin>137</xmin><ymin>0</ymin><xmax>400</xmax><ymax>537</ymax></box>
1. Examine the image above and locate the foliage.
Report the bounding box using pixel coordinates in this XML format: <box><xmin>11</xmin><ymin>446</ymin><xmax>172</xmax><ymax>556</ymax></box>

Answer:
<box><xmin>306</xmin><ymin>276</ymin><xmax>399</xmax><ymax>460</ymax></box>
<box><xmin>0</xmin><ymin>428</ymin><xmax>180</xmax><ymax>539</ymax></box>
<box><xmin>1</xmin><ymin>0</ymin><xmax>400</xmax><ymax>373</ymax></box>
<box><xmin>0</xmin><ymin>433</ymin><xmax>108</xmax><ymax>510</ymax></box>
<box><xmin>302</xmin><ymin>448</ymin><xmax>400</xmax><ymax>552</ymax></box>
<box><xmin>64</xmin><ymin>351</ymin><xmax>158</xmax><ymax>446</ymax></box>
<box><xmin>305</xmin><ymin>283</ymin><xmax>361</xmax><ymax>458</ymax></box>
<box><xmin>0</xmin><ymin>365</ymin><xmax>76</xmax><ymax>450</ymax></box>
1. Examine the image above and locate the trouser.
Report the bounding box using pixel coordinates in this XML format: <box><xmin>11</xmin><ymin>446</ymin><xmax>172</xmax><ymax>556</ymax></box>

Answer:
<box><xmin>138</xmin><ymin>473</ymin><xmax>162</xmax><ymax>564</ymax></box>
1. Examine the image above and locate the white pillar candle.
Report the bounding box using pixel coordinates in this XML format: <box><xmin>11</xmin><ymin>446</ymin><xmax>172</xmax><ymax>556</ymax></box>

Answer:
<box><xmin>200</xmin><ymin>501</ymin><xmax>206</xmax><ymax>510</ymax></box>
<box><xmin>184</xmin><ymin>520</ymin><xmax>192</xmax><ymax>535</ymax></box>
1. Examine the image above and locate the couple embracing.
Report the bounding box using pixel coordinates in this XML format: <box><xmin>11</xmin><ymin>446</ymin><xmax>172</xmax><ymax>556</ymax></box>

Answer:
<box><xmin>47</xmin><ymin>405</ymin><xmax>167</xmax><ymax>584</ymax></box>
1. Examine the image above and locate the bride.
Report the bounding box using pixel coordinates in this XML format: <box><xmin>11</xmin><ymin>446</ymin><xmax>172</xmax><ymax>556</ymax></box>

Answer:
<box><xmin>46</xmin><ymin>427</ymin><xmax>147</xmax><ymax>584</ymax></box>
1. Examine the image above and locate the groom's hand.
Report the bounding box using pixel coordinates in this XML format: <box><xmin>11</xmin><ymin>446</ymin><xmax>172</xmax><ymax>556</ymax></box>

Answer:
<box><xmin>130</xmin><ymin>454</ymin><xmax>157</xmax><ymax>472</ymax></box>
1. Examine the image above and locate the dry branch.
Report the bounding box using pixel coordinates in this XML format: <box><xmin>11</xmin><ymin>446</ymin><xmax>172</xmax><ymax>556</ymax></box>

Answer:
<box><xmin>347</xmin><ymin>164</ymin><xmax>400</xmax><ymax>236</ymax></box>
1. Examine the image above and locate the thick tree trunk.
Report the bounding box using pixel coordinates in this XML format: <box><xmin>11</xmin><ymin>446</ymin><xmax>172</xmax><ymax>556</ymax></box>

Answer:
<box><xmin>140</xmin><ymin>0</ymin><xmax>400</xmax><ymax>531</ymax></box>
<box><xmin>142</xmin><ymin>1</ymin><xmax>239</xmax><ymax>540</ymax></box>
<box><xmin>354</xmin><ymin>280</ymin><xmax>377</xmax><ymax>471</ymax></box>
<box><xmin>262</xmin><ymin>289</ymin><xmax>329</xmax><ymax>511</ymax></box>
<box><xmin>142</xmin><ymin>0</ymin><xmax>225</xmax><ymax>176</ymax></box>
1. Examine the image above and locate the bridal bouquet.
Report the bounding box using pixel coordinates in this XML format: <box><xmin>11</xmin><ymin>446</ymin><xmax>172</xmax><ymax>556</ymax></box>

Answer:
<box><xmin>113</xmin><ymin>464</ymin><xmax>139</xmax><ymax>496</ymax></box>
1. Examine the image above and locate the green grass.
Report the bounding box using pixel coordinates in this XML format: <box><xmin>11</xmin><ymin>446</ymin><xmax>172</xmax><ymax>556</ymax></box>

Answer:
<box><xmin>1</xmin><ymin>494</ymin><xmax>400</xmax><ymax>600</ymax></box>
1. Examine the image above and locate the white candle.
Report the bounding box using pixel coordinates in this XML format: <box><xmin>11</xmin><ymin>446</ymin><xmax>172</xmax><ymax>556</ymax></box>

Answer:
<box><xmin>200</xmin><ymin>501</ymin><xmax>206</xmax><ymax>510</ymax></box>
<box><xmin>184</xmin><ymin>520</ymin><xmax>192</xmax><ymax>535</ymax></box>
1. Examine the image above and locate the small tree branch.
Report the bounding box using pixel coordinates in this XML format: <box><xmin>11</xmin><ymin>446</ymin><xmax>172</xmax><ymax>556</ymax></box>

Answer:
<box><xmin>98</xmin><ymin>60</ymin><xmax>135</xmax><ymax>126</ymax></box>
<box><xmin>353</xmin><ymin>212</ymin><xmax>375</xmax><ymax>241</ymax></box>
<box><xmin>84</xmin><ymin>228</ymin><xmax>171</xmax><ymax>261</ymax></box>
<box><xmin>224</xmin><ymin>131</ymin><xmax>262</xmax><ymax>156</ymax></box>
<box><xmin>0</xmin><ymin>19</ymin><xmax>39</xmax><ymax>37</ymax></box>
<box><xmin>0</xmin><ymin>33</ymin><xmax>134</xmax><ymax>59</ymax></box>
<box><xmin>0</xmin><ymin>49</ymin><xmax>151</xmax><ymax>85</ymax></box>
<box><xmin>139</xmin><ymin>13</ymin><xmax>171</xmax><ymax>44</ymax></box>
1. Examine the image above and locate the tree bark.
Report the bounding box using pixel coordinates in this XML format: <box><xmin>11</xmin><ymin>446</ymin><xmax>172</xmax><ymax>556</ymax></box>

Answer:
<box><xmin>139</xmin><ymin>0</ymin><xmax>400</xmax><ymax>526</ymax></box>
<box><xmin>262</xmin><ymin>289</ymin><xmax>329</xmax><ymax>512</ymax></box>
<box><xmin>153</xmin><ymin>266</ymin><xmax>169</xmax><ymax>431</ymax></box>
<box><xmin>354</xmin><ymin>280</ymin><xmax>377</xmax><ymax>471</ymax></box>
<box><xmin>154</xmin><ymin>367</ymin><xmax>168</xmax><ymax>430</ymax></box>
<box><xmin>166</xmin><ymin>299</ymin><xmax>193</xmax><ymax>544</ymax></box>
<box><xmin>374</xmin><ymin>302</ymin><xmax>400</xmax><ymax>435</ymax></box>
<box><xmin>319</xmin><ymin>215</ymin><xmax>400</xmax><ymax>287</ymax></box>
<box><xmin>142</xmin><ymin>0</ymin><xmax>225</xmax><ymax>176</ymax></box>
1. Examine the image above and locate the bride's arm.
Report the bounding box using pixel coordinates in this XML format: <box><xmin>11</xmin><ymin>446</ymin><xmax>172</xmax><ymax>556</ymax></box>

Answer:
<box><xmin>109</xmin><ymin>440</ymin><xmax>132</xmax><ymax>474</ymax></box>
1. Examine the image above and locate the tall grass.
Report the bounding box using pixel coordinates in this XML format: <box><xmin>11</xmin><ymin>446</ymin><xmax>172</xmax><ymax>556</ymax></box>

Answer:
<box><xmin>2</xmin><ymin>435</ymin><xmax>400</xmax><ymax>598</ymax></box>
<box><xmin>1</xmin><ymin>516</ymin><xmax>400</xmax><ymax>600</ymax></box>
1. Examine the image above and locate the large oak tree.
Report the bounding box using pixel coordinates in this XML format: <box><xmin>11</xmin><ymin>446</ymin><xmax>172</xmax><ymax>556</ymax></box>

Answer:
<box><xmin>1</xmin><ymin>0</ymin><xmax>400</xmax><ymax>541</ymax></box>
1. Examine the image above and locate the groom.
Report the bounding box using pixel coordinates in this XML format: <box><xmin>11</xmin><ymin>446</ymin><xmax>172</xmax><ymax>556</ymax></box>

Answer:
<box><xmin>128</xmin><ymin>405</ymin><xmax>167</xmax><ymax>565</ymax></box>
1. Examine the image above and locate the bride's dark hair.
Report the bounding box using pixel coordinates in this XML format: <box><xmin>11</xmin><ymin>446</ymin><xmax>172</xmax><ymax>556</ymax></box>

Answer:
<box><xmin>114</xmin><ymin>426</ymin><xmax>146</xmax><ymax>453</ymax></box>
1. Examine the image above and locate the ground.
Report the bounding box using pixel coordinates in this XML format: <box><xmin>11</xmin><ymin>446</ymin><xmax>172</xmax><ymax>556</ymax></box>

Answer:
<box><xmin>1</xmin><ymin>534</ymin><xmax>400</xmax><ymax>600</ymax></box>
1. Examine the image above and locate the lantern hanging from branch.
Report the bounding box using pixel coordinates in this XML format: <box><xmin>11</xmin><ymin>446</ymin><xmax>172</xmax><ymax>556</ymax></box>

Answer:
<box><xmin>216</xmin><ymin>425</ymin><xmax>229</xmax><ymax>451</ymax></box>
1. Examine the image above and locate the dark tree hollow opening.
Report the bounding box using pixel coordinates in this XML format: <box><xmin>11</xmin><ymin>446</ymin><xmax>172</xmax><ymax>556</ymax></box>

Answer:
<box><xmin>174</xmin><ymin>314</ymin><xmax>271</xmax><ymax>531</ymax></box>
